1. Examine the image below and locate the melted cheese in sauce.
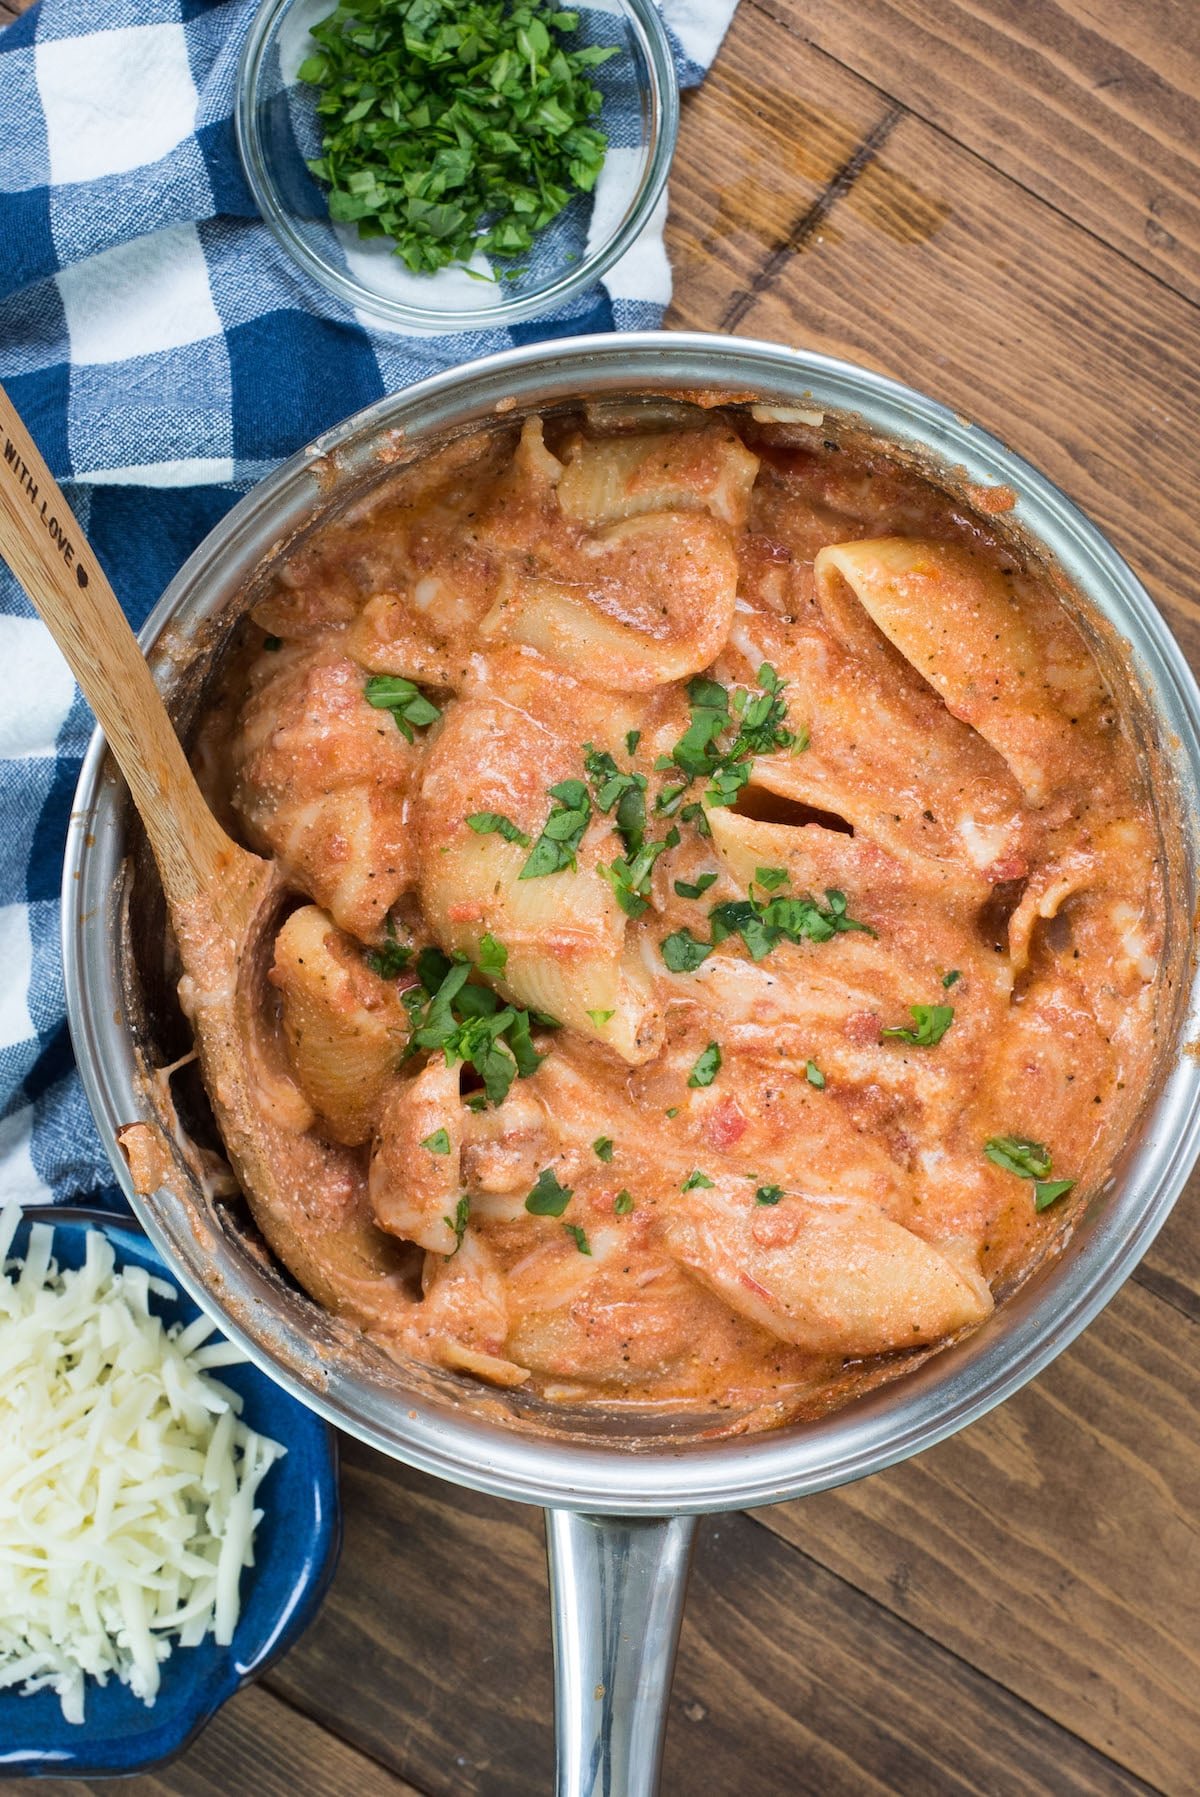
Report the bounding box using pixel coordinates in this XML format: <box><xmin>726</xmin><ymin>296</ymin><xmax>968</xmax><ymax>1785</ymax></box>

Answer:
<box><xmin>214</xmin><ymin>410</ymin><xmax>1163</xmax><ymax>1434</ymax></box>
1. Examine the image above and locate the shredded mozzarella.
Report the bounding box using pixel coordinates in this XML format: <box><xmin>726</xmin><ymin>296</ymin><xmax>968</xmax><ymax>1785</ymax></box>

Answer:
<box><xmin>0</xmin><ymin>1204</ymin><xmax>285</xmax><ymax>1724</ymax></box>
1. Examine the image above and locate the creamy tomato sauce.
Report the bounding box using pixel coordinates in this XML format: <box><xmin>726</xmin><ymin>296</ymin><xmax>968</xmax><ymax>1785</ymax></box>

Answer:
<box><xmin>213</xmin><ymin>402</ymin><xmax>1162</xmax><ymax>1432</ymax></box>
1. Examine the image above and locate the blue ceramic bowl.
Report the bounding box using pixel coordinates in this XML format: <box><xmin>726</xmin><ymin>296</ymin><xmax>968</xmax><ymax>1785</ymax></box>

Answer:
<box><xmin>0</xmin><ymin>1207</ymin><xmax>340</xmax><ymax>1780</ymax></box>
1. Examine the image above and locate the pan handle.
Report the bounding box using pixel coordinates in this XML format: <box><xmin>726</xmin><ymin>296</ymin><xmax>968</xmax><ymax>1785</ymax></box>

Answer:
<box><xmin>545</xmin><ymin>1509</ymin><xmax>697</xmax><ymax>1797</ymax></box>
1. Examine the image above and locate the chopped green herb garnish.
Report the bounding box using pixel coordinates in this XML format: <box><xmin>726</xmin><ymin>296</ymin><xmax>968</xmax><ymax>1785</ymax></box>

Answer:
<box><xmin>705</xmin><ymin>761</ymin><xmax>752</xmax><ymax>810</ymax></box>
<box><xmin>526</xmin><ymin>1166</ymin><xmax>573</xmax><ymax>1217</ymax></box>
<box><xmin>598</xmin><ymin>838</ymin><xmax>666</xmax><ymax>919</ymax></box>
<box><xmin>625</xmin><ymin>730</ymin><xmax>641</xmax><ymax>757</ymax></box>
<box><xmin>586</xmin><ymin>1008</ymin><xmax>615</xmax><ymax>1027</ymax></box>
<box><xmin>478</xmin><ymin>931</ymin><xmax>508</xmax><ymax>977</ymax></box>
<box><xmin>299</xmin><ymin>0</ymin><xmax>619</xmax><ymax>276</ymax></box>
<box><xmin>651</xmin><ymin>666</ymin><xmax>807</xmax><ymax>836</ymax></box>
<box><xmin>564</xmin><ymin>1222</ymin><xmax>591</xmax><ymax>1254</ymax></box>
<box><xmin>674</xmin><ymin>872</ymin><xmax>717</xmax><ymax>901</ymax></box>
<box><xmin>755</xmin><ymin>1185</ymin><xmax>783</xmax><ymax>1206</ymax></box>
<box><xmin>404</xmin><ymin>951</ymin><xmax>545</xmax><ymax>1106</ymax></box>
<box><xmin>520</xmin><ymin>778</ymin><xmax>591</xmax><ymax>879</ymax></box>
<box><xmin>984</xmin><ymin>1135</ymin><xmax>1052</xmax><ymax>1180</ymax></box>
<box><xmin>262</xmin><ymin>634</ymin><xmax>283</xmax><ymax>651</ymax></box>
<box><xmin>984</xmin><ymin>1136</ymin><xmax>1074</xmax><ymax>1212</ymax></box>
<box><xmin>942</xmin><ymin>969</ymin><xmax>961</xmax><ymax>988</ymax></box>
<box><xmin>881</xmin><ymin>1004</ymin><xmax>954</xmax><ymax>1048</ymax></box>
<box><xmin>687</xmin><ymin>1042</ymin><xmax>722</xmax><ymax>1088</ymax></box>
<box><xmin>655</xmin><ymin>781</ymin><xmax>688</xmax><ymax>817</ymax></box>
<box><xmin>708</xmin><ymin>886</ymin><xmax>873</xmax><ymax>963</ymax></box>
<box><xmin>422</xmin><ymin>1128</ymin><xmax>451</xmax><ymax>1155</ymax></box>
<box><xmin>365</xmin><ymin>914</ymin><xmax>412</xmax><ymax>980</ymax></box>
<box><xmin>681</xmin><ymin>1169</ymin><xmax>714</xmax><ymax>1191</ymax></box>
<box><xmin>805</xmin><ymin>1060</ymin><xmax>825</xmax><ymax>1089</ymax></box>
<box><xmin>665</xmin><ymin>1106</ymin><xmax>679</xmax><ymax>1118</ymax></box>
<box><xmin>364</xmin><ymin>673</ymin><xmax>441</xmax><ymax>742</ymax></box>
<box><xmin>442</xmin><ymin>1194</ymin><xmax>470</xmax><ymax>1255</ymax></box>
<box><xmin>660</xmin><ymin>928</ymin><xmax>712</xmax><ymax>974</ymax></box>
<box><xmin>614</xmin><ymin>1189</ymin><xmax>634</xmax><ymax>1215</ymax></box>
<box><xmin>467</xmin><ymin>810</ymin><xmax>530</xmax><ymax>847</ymax></box>
<box><xmin>593</xmin><ymin>1136</ymin><xmax>614</xmax><ymax>1162</ymax></box>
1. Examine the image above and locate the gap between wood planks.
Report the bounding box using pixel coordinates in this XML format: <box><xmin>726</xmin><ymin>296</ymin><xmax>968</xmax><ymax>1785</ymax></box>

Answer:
<box><xmin>742</xmin><ymin>0</ymin><xmax>1200</xmax><ymax>320</ymax></box>
<box><xmin>721</xmin><ymin>103</ymin><xmax>904</xmax><ymax>329</ymax></box>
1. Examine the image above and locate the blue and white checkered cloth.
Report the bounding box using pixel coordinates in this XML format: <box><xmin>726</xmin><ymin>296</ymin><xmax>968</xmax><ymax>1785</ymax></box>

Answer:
<box><xmin>0</xmin><ymin>0</ymin><xmax>736</xmax><ymax>1208</ymax></box>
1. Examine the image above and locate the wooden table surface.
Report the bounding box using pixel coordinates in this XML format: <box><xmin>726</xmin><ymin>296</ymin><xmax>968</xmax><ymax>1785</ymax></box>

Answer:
<box><xmin>5</xmin><ymin>0</ymin><xmax>1200</xmax><ymax>1792</ymax></box>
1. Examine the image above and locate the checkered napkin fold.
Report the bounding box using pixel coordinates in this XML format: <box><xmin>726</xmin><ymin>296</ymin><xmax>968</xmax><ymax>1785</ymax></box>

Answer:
<box><xmin>0</xmin><ymin>0</ymin><xmax>736</xmax><ymax>1207</ymax></box>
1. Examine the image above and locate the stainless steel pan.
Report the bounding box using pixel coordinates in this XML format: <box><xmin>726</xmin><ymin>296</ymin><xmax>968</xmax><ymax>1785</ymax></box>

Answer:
<box><xmin>63</xmin><ymin>334</ymin><xmax>1200</xmax><ymax>1795</ymax></box>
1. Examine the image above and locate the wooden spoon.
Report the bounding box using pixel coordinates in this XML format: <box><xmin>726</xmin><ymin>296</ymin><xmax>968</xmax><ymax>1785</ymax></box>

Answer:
<box><xmin>0</xmin><ymin>382</ymin><xmax>411</xmax><ymax>1333</ymax></box>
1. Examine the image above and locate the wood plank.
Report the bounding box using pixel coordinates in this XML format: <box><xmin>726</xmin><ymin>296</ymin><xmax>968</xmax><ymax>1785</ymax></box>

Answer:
<box><xmin>262</xmin><ymin>1436</ymin><xmax>1153</xmax><ymax>1797</ymax></box>
<box><xmin>4</xmin><ymin>1682</ymin><xmax>422</xmax><ymax>1797</ymax></box>
<box><xmin>757</xmin><ymin>1278</ymin><xmax>1200</xmax><ymax>1794</ymax></box>
<box><xmin>751</xmin><ymin>0</ymin><xmax>1200</xmax><ymax>308</ymax></box>
<box><xmin>667</xmin><ymin>7</ymin><xmax>1200</xmax><ymax>666</ymax></box>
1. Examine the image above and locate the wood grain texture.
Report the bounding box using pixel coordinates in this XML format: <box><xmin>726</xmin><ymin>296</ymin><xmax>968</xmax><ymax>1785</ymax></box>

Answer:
<box><xmin>4</xmin><ymin>1683</ymin><xmax>421</xmax><ymax>1797</ymax></box>
<box><xmin>758</xmin><ymin>1279</ymin><xmax>1200</xmax><ymax>1792</ymax></box>
<box><xmin>754</xmin><ymin>0</ymin><xmax>1200</xmax><ymax>307</ymax></box>
<box><xmin>262</xmin><ymin>1438</ymin><xmax>1154</xmax><ymax>1797</ymax></box>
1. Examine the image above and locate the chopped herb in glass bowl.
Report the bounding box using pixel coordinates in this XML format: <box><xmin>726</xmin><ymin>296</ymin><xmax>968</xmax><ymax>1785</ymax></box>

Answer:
<box><xmin>299</xmin><ymin>1</ymin><xmax>619</xmax><ymax>276</ymax></box>
<box><xmin>236</xmin><ymin>0</ymin><xmax>679</xmax><ymax>330</ymax></box>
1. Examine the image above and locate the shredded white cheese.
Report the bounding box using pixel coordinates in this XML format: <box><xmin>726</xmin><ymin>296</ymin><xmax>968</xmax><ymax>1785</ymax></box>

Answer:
<box><xmin>0</xmin><ymin>1204</ymin><xmax>285</xmax><ymax>1724</ymax></box>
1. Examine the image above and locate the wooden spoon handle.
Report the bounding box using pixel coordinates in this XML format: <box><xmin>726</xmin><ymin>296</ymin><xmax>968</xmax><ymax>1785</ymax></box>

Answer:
<box><xmin>0</xmin><ymin>381</ymin><xmax>235</xmax><ymax>907</ymax></box>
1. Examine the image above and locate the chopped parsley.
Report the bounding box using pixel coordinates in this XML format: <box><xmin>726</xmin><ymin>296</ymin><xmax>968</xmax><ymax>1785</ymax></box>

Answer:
<box><xmin>598</xmin><ymin>839</ymin><xmax>666</xmax><ymax>919</ymax></box>
<box><xmin>753</xmin><ymin>866</ymin><xmax>789</xmax><ymax>891</ymax></box>
<box><xmin>467</xmin><ymin>810</ymin><xmax>530</xmax><ymax>847</ymax></box>
<box><xmin>681</xmin><ymin>1169</ymin><xmax>714</xmax><ymax>1191</ymax></box>
<box><xmin>984</xmin><ymin>1135</ymin><xmax>1052</xmax><ymax>1180</ymax></box>
<box><xmin>614</xmin><ymin>1189</ymin><xmax>634</xmax><ymax>1215</ymax></box>
<box><xmin>984</xmin><ymin>1135</ymin><xmax>1075</xmax><ymax>1212</ymax></box>
<box><xmin>881</xmin><ymin>1004</ymin><xmax>955</xmax><ymax>1048</ymax></box>
<box><xmin>660</xmin><ymin>928</ymin><xmax>712</xmax><ymax>974</ymax></box>
<box><xmin>404</xmin><ymin>948</ymin><xmax>545</xmax><ymax>1106</ymax></box>
<box><xmin>365</xmin><ymin>915</ymin><xmax>412</xmax><ymax>980</ymax></box>
<box><xmin>755</xmin><ymin>1185</ymin><xmax>783</xmax><ymax>1206</ymax></box>
<box><xmin>663</xmin><ymin>665</ymin><xmax>806</xmax><ymax>820</ymax></box>
<box><xmin>421</xmin><ymin>1128</ymin><xmax>451</xmax><ymax>1155</ymax></box>
<box><xmin>942</xmin><ymin>969</ymin><xmax>962</xmax><ymax>989</ymax></box>
<box><xmin>520</xmin><ymin>779</ymin><xmax>591</xmax><ymax>879</ymax></box>
<box><xmin>586</xmin><ymin>1008</ymin><xmax>615</xmax><ymax>1027</ymax></box>
<box><xmin>563</xmin><ymin>1222</ymin><xmax>591</xmax><ymax>1254</ymax></box>
<box><xmin>805</xmin><ymin>1060</ymin><xmax>825</xmax><ymax>1089</ymax></box>
<box><xmin>299</xmin><ymin>0</ymin><xmax>619</xmax><ymax>276</ymax></box>
<box><xmin>665</xmin><ymin>1106</ymin><xmax>679</xmax><ymax>1118</ymax></box>
<box><xmin>687</xmin><ymin>1042</ymin><xmax>722</xmax><ymax>1088</ymax></box>
<box><xmin>584</xmin><ymin>745</ymin><xmax>648</xmax><ymax>856</ymax></box>
<box><xmin>442</xmin><ymin>1194</ymin><xmax>470</xmax><ymax>1255</ymax></box>
<box><xmin>478</xmin><ymin>931</ymin><xmax>508</xmax><ymax>977</ymax></box>
<box><xmin>674</xmin><ymin>872</ymin><xmax>717</xmax><ymax>901</ymax></box>
<box><xmin>1034</xmin><ymin>1178</ymin><xmax>1076</xmax><ymax>1212</ymax></box>
<box><xmin>525</xmin><ymin>1167</ymin><xmax>573</xmax><ymax>1217</ymax></box>
<box><xmin>710</xmin><ymin>886</ymin><xmax>874</xmax><ymax>962</ymax></box>
<box><xmin>363</xmin><ymin>673</ymin><xmax>441</xmax><ymax>742</ymax></box>
<box><xmin>625</xmin><ymin>730</ymin><xmax>641</xmax><ymax>757</ymax></box>
<box><xmin>593</xmin><ymin>1136</ymin><xmax>614</xmax><ymax>1161</ymax></box>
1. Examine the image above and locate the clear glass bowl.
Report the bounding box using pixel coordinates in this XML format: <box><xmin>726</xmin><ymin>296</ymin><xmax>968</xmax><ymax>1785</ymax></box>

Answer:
<box><xmin>235</xmin><ymin>0</ymin><xmax>679</xmax><ymax>332</ymax></box>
